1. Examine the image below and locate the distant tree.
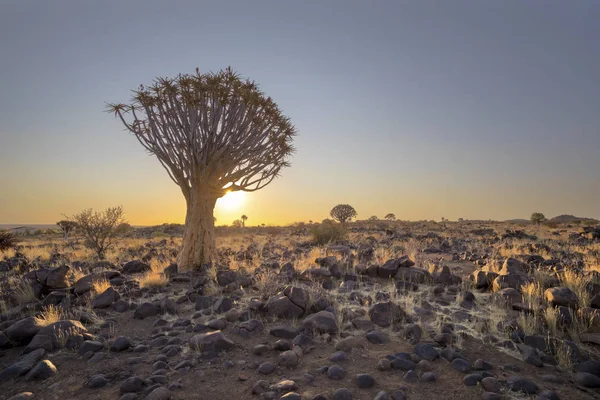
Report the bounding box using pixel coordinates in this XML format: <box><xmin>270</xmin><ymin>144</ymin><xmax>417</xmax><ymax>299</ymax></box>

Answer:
<box><xmin>241</xmin><ymin>215</ymin><xmax>248</xmax><ymax>228</ymax></box>
<box><xmin>531</xmin><ymin>212</ymin><xmax>547</xmax><ymax>226</ymax></box>
<box><xmin>310</xmin><ymin>219</ymin><xmax>347</xmax><ymax>245</ymax></box>
<box><xmin>368</xmin><ymin>216</ymin><xmax>378</xmax><ymax>221</ymax></box>
<box><xmin>232</xmin><ymin>219</ymin><xmax>243</xmax><ymax>228</ymax></box>
<box><xmin>72</xmin><ymin>206</ymin><xmax>128</xmax><ymax>259</ymax></box>
<box><xmin>0</xmin><ymin>231</ymin><xmax>16</xmax><ymax>253</ymax></box>
<box><xmin>330</xmin><ymin>204</ymin><xmax>357</xmax><ymax>224</ymax></box>
<box><xmin>108</xmin><ymin>67</ymin><xmax>296</xmax><ymax>271</ymax></box>
<box><xmin>384</xmin><ymin>213</ymin><xmax>396</xmax><ymax>221</ymax></box>
<box><xmin>57</xmin><ymin>220</ymin><xmax>78</xmax><ymax>241</ymax></box>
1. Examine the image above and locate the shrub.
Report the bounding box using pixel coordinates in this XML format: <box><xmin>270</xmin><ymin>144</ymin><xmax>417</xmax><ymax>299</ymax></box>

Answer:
<box><xmin>0</xmin><ymin>231</ymin><xmax>16</xmax><ymax>253</ymax></box>
<box><xmin>72</xmin><ymin>206</ymin><xmax>128</xmax><ymax>260</ymax></box>
<box><xmin>310</xmin><ymin>220</ymin><xmax>347</xmax><ymax>245</ymax></box>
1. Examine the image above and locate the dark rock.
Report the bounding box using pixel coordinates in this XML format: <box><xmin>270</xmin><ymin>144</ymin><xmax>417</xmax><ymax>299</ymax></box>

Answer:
<box><xmin>134</xmin><ymin>302</ymin><xmax>160</xmax><ymax>319</ymax></box>
<box><xmin>413</xmin><ymin>343</ymin><xmax>439</xmax><ymax>361</ymax></box>
<box><xmin>356</xmin><ymin>373</ymin><xmax>375</xmax><ymax>388</ymax></box>
<box><xmin>120</xmin><ymin>376</ymin><xmax>144</xmax><ymax>393</ymax></box>
<box><xmin>110</xmin><ymin>336</ymin><xmax>132</xmax><ymax>352</ymax></box>
<box><xmin>23</xmin><ymin>359</ymin><xmax>56</xmax><ymax>381</ymax></box>
<box><xmin>507</xmin><ymin>376</ymin><xmax>539</xmax><ymax>394</ymax></box>
<box><xmin>574</xmin><ymin>372</ymin><xmax>600</xmax><ymax>388</ymax></box>
<box><xmin>327</xmin><ymin>365</ymin><xmax>345</xmax><ymax>380</ymax></box>
<box><xmin>122</xmin><ymin>260</ymin><xmax>151</xmax><ymax>274</ymax></box>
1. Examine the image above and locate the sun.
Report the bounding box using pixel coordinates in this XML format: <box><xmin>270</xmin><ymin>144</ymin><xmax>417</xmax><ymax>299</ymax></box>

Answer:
<box><xmin>216</xmin><ymin>191</ymin><xmax>245</xmax><ymax>210</ymax></box>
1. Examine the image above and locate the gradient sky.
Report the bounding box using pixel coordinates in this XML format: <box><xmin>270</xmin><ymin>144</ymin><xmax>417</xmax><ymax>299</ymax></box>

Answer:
<box><xmin>1</xmin><ymin>0</ymin><xmax>599</xmax><ymax>225</ymax></box>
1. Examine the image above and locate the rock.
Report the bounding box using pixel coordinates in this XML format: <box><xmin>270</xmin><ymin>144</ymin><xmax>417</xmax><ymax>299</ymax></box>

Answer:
<box><xmin>284</xmin><ymin>286</ymin><xmax>310</xmax><ymax>310</ymax></box>
<box><xmin>92</xmin><ymin>287</ymin><xmax>120</xmax><ymax>309</ymax></box>
<box><xmin>280</xmin><ymin>393</ymin><xmax>302</xmax><ymax>400</ymax></box>
<box><xmin>146</xmin><ymin>387</ymin><xmax>172</xmax><ymax>400</ymax></box>
<box><xmin>278</xmin><ymin>350</ymin><xmax>299</xmax><ymax>368</ymax></box>
<box><xmin>493</xmin><ymin>288</ymin><xmax>522</xmax><ymax>305</ymax></box>
<box><xmin>24</xmin><ymin>320</ymin><xmax>87</xmax><ymax>353</ymax></box>
<box><xmin>189</xmin><ymin>331</ymin><xmax>235</xmax><ymax>351</ymax></box>
<box><xmin>499</xmin><ymin>258</ymin><xmax>527</xmax><ymax>275</ymax></box>
<box><xmin>332</xmin><ymin>388</ymin><xmax>352</xmax><ymax>400</ymax></box>
<box><xmin>493</xmin><ymin>274</ymin><xmax>531</xmax><ymax>290</ymax></box>
<box><xmin>7</xmin><ymin>393</ymin><xmax>34</xmax><ymax>400</ymax></box>
<box><xmin>88</xmin><ymin>374</ymin><xmax>109</xmax><ymax>388</ymax></box>
<box><xmin>421</xmin><ymin>372</ymin><xmax>436</xmax><ymax>382</ymax></box>
<box><xmin>327</xmin><ymin>365</ymin><xmax>345</xmax><ymax>380</ymax></box>
<box><xmin>451</xmin><ymin>358</ymin><xmax>471</xmax><ymax>373</ymax></box>
<box><xmin>355</xmin><ymin>373</ymin><xmax>375</xmax><ymax>388</ymax></box>
<box><xmin>481</xmin><ymin>393</ymin><xmax>503</xmax><ymax>400</ymax></box>
<box><xmin>0</xmin><ymin>348</ymin><xmax>46</xmax><ymax>379</ymax></box>
<box><xmin>5</xmin><ymin>317</ymin><xmax>44</xmax><ymax>344</ymax></box>
<box><xmin>413</xmin><ymin>343</ymin><xmax>439</xmax><ymax>361</ymax></box>
<box><xmin>217</xmin><ymin>270</ymin><xmax>238</xmax><ymax>286</ymax></box>
<box><xmin>545</xmin><ymin>287</ymin><xmax>578</xmax><ymax>309</ymax></box>
<box><xmin>481</xmin><ymin>377</ymin><xmax>501</xmax><ymax>393</ymax></box>
<box><xmin>378</xmin><ymin>358</ymin><xmax>392</xmax><ymax>371</ymax></box>
<box><xmin>367</xmin><ymin>330</ymin><xmax>387</xmax><ymax>344</ymax></box>
<box><xmin>574</xmin><ymin>372</ymin><xmax>600</xmax><ymax>388</ymax></box>
<box><xmin>463</xmin><ymin>373</ymin><xmax>484</xmax><ymax>386</ymax></box>
<box><xmin>395</xmin><ymin>268</ymin><xmax>431</xmax><ymax>283</ymax></box>
<box><xmin>574</xmin><ymin>360</ymin><xmax>600</xmax><ymax>377</ymax></box>
<box><xmin>538</xmin><ymin>390</ymin><xmax>560</xmax><ymax>400</ymax></box>
<box><xmin>301</xmin><ymin>311</ymin><xmax>338</xmax><ymax>334</ymax></box>
<box><xmin>390</xmin><ymin>358</ymin><xmax>416</xmax><ymax>371</ymax></box>
<box><xmin>122</xmin><ymin>260</ymin><xmax>151</xmax><ymax>274</ymax></box>
<box><xmin>270</xmin><ymin>325</ymin><xmax>299</xmax><ymax>339</ymax></box>
<box><xmin>373</xmin><ymin>391</ymin><xmax>390</xmax><ymax>400</ymax></box>
<box><xmin>134</xmin><ymin>302</ymin><xmax>160</xmax><ymax>319</ymax></box>
<box><xmin>335</xmin><ymin>336</ymin><xmax>361</xmax><ymax>352</ymax></box>
<box><xmin>267</xmin><ymin>295</ymin><xmax>303</xmax><ymax>319</ymax></box>
<box><xmin>258</xmin><ymin>362</ymin><xmax>276</xmax><ymax>375</ymax></box>
<box><xmin>45</xmin><ymin>265</ymin><xmax>71</xmax><ymax>289</ymax></box>
<box><xmin>507</xmin><ymin>376</ymin><xmax>539</xmax><ymax>394</ymax></box>
<box><xmin>369</xmin><ymin>301</ymin><xmax>406</xmax><ymax>327</ymax></box>
<box><xmin>25</xmin><ymin>360</ymin><xmax>57</xmax><ymax>380</ymax></box>
<box><xmin>402</xmin><ymin>323</ymin><xmax>422</xmax><ymax>344</ymax></box>
<box><xmin>470</xmin><ymin>271</ymin><xmax>498</xmax><ymax>289</ymax></box>
<box><xmin>403</xmin><ymin>370</ymin><xmax>418</xmax><ymax>382</ymax></box>
<box><xmin>120</xmin><ymin>376</ymin><xmax>144</xmax><ymax>393</ymax></box>
<box><xmin>111</xmin><ymin>336</ymin><xmax>132</xmax><ymax>352</ymax></box>
<box><xmin>79</xmin><ymin>340</ymin><xmax>104</xmax><ymax>355</ymax></box>
<box><xmin>330</xmin><ymin>351</ymin><xmax>347</xmax><ymax>362</ymax></box>
<box><xmin>474</xmin><ymin>359</ymin><xmax>493</xmax><ymax>371</ymax></box>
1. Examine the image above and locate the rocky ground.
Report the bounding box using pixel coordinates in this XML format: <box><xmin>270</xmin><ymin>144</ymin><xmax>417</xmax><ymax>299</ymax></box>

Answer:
<box><xmin>1</xmin><ymin>221</ymin><xmax>600</xmax><ymax>400</ymax></box>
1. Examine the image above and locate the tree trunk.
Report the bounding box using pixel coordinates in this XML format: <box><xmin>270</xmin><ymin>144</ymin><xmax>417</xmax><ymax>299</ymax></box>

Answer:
<box><xmin>178</xmin><ymin>190</ymin><xmax>217</xmax><ymax>270</ymax></box>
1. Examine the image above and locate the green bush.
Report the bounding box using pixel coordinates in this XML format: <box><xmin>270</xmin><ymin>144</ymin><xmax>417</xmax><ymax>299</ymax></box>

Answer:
<box><xmin>310</xmin><ymin>220</ymin><xmax>347</xmax><ymax>245</ymax></box>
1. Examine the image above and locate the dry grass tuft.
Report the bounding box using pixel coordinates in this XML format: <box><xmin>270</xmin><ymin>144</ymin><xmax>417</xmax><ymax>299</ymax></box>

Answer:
<box><xmin>14</xmin><ymin>282</ymin><xmax>36</xmax><ymax>305</ymax></box>
<box><xmin>38</xmin><ymin>305</ymin><xmax>65</xmax><ymax>326</ymax></box>
<box><xmin>139</xmin><ymin>260</ymin><xmax>169</xmax><ymax>288</ymax></box>
<box><xmin>92</xmin><ymin>277</ymin><xmax>111</xmax><ymax>294</ymax></box>
<box><xmin>560</xmin><ymin>269</ymin><xmax>591</xmax><ymax>308</ymax></box>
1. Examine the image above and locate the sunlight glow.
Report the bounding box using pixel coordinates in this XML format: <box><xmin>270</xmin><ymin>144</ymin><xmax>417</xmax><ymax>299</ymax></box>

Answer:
<box><xmin>216</xmin><ymin>191</ymin><xmax>245</xmax><ymax>210</ymax></box>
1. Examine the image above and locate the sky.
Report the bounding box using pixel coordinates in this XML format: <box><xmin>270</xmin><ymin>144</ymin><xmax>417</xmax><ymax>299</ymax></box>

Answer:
<box><xmin>1</xmin><ymin>0</ymin><xmax>599</xmax><ymax>226</ymax></box>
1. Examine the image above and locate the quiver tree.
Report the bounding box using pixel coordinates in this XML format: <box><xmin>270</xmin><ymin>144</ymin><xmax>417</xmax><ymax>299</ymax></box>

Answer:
<box><xmin>108</xmin><ymin>67</ymin><xmax>296</xmax><ymax>270</ymax></box>
<box><xmin>385</xmin><ymin>213</ymin><xmax>396</xmax><ymax>221</ymax></box>
<box><xmin>57</xmin><ymin>220</ymin><xmax>78</xmax><ymax>241</ymax></box>
<box><xmin>330</xmin><ymin>204</ymin><xmax>357</xmax><ymax>224</ymax></box>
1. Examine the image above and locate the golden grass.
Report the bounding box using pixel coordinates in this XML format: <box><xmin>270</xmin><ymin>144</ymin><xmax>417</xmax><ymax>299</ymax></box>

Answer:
<box><xmin>92</xmin><ymin>277</ymin><xmax>111</xmax><ymax>294</ymax></box>
<box><xmin>560</xmin><ymin>269</ymin><xmax>591</xmax><ymax>308</ymax></box>
<box><xmin>0</xmin><ymin>247</ymin><xmax>16</xmax><ymax>258</ymax></box>
<box><xmin>139</xmin><ymin>259</ymin><xmax>169</xmax><ymax>288</ymax></box>
<box><xmin>38</xmin><ymin>305</ymin><xmax>64</xmax><ymax>326</ymax></box>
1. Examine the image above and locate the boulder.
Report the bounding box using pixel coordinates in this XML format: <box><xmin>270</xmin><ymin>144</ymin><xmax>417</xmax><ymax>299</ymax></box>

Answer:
<box><xmin>25</xmin><ymin>360</ymin><xmax>57</xmax><ymax>381</ymax></box>
<box><xmin>545</xmin><ymin>287</ymin><xmax>579</xmax><ymax>309</ymax></box>
<box><xmin>92</xmin><ymin>287</ymin><xmax>120</xmax><ymax>309</ymax></box>
<box><xmin>301</xmin><ymin>311</ymin><xmax>338</xmax><ymax>334</ymax></box>
<box><xmin>5</xmin><ymin>317</ymin><xmax>44</xmax><ymax>344</ymax></box>
<box><xmin>369</xmin><ymin>301</ymin><xmax>406</xmax><ymax>327</ymax></box>
<box><xmin>189</xmin><ymin>330</ymin><xmax>235</xmax><ymax>351</ymax></box>
<box><xmin>122</xmin><ymin>260</ymin><xmax>151</xmax><ymax>274</ymax></box>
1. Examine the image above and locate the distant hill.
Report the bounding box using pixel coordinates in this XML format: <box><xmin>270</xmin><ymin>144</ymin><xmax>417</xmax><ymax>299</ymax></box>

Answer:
<box><xmin>549</xmin><ymin>215</ymin><xmax>598</xmax><ymax>224</ymax></box>
<box><xmin>505</xmin><ymin>219</ymin><xmax>530</xmax><ymax>224</ymax></box>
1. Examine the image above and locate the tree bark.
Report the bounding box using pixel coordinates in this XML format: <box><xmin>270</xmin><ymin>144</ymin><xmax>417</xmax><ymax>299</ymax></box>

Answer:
<box><xmin>178</xmin><ymin>189</ymin><xmax>217</xmax><ymax>270</ymax></box>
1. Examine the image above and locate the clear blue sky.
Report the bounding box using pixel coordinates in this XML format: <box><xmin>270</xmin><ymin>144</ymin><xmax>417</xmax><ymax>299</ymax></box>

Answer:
<box><xmin>1</xmin><ymin>0</ymin><xmax>599</xmax><ymax>224</ymax></box>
